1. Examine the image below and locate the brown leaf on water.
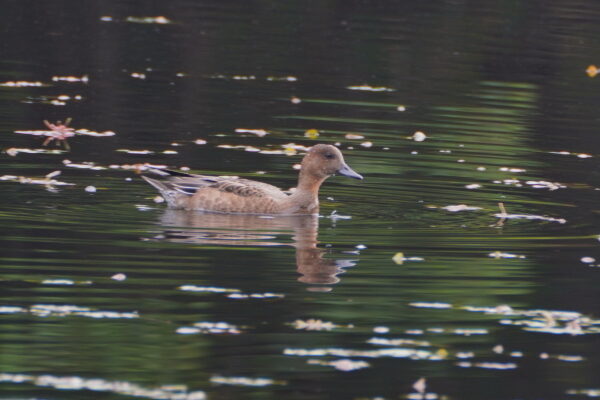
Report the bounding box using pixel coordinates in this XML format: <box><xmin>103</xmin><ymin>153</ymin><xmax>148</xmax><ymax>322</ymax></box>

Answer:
<box><xmin>586</xmin><ymin>65</ymin><xmax>599</xmax><ymax>77</ymax></box>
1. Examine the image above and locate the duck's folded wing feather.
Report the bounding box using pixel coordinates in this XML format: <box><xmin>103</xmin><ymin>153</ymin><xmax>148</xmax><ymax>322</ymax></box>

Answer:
<box><xmin>145</xmin><ymin>172</ymin><xmax>286</xmax><ymax>199</ymax></box>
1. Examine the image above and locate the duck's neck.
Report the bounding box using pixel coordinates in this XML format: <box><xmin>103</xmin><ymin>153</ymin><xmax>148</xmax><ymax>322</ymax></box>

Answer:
<box><xmin>295</xmin><ymin>169</ymin><xmax>326</xmax><ymax>196</ymax></box>
<box><xmin>288</xmin><ymin>170</ymin><xmax>326</xmax><ymax>213</ymax></box>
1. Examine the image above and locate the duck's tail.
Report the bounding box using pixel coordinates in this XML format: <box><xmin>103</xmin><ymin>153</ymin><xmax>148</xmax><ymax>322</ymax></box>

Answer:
<box><xmin>142</xmin><ymin>175</ymin><xmax>181</xmax><ymax>207</ymax></box>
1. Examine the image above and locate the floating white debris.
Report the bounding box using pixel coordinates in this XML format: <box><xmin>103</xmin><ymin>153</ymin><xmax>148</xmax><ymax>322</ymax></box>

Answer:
<box><xmin>345</xmin><ymin>133</ymin><xmax>365</xmax><ymax>140</ymax></box>
<box><xmin>566</xmin><ymin>389</ymin><xmax>600</xmax><ymax>397</ymax></box>
<box><xmin>235</xmin><ymin>128</ymin><xmax>269</xmax><ymax>137</ymax></box>
<box><xmin>346</xmin><ymin>85</ymin><xmax>395</xmax><ymax>92</ymax></box>
<box><xmin>4</xmin><ymin>147</ymin><xmax>65</xmax><ymax>156</ymax></box>
<box><xmin>456</xmin><ymin>362</ymin><xmax>517</xmax><ymax>370</ymax></box>
<box><xmin>465</xmin><ymin>184</ymin><xmax>482</xmax><ymax>189</ymax></box>
<box><xmin>266</xmin><ymin>76</ymin><xmax>297</xmax><ymax>81</ymax></box>
<box><xmin>41</xmin><ymin>279</ymin><xmax>75</xmax><ymax>285</ymax></box>
<box><xmin>75</xmin><ymin>129</ymin><xmax>116</xmax><ymax>137</ymax></box>
<box><xmin>454</xmin><ymin>328</ymin><xmax>488</xmax><ymax>336</ymax></box>
<box><xmin>549</xmin><ymin>151</ymin><xmax>593</xmax><ymax>159</ymax></box>
<box><xmin>493</xmin><ymin>212</ymin><xmax>566</xmax><ymax>224</ymax></box>
<box><xmin>52</xmin><ymin>75</ymin><xmax>89</xmax><ymax>83</ymax></box>
<box><xmin>194</xmin><ymin>139</ymin><xmax>207</xmax><ymax>144</ymax></box>
<box><xmin>131</xmin><ymin>72</ymin><xmax>146</xmax><ymax>79</ymax></box>
<box><xmin>556</xmin><ymin>355</ymin><xmax>584</xmax><ymax>362</ymax></box>
<box><xmin>290</xmin><ymin>96</ymin><xmax>301</xmax><ymax>104</ymax></box>
<box><xmin>177</xmin><ymin>321</ymin><xmax>241</xmax><ymax>335</ymax></box>
<box><xmin>0</xmin><ymin>373</ymin><xmax>205</xmax><ymax>400</ymax></box>
<box><xmin>210</xmin><ymin>376</ymin><xmax>283</xmax><ymax>387</ymax></box>
<box><xmin>291</xmin><ymin>319</ymin><xmax>340</xmax><ymax>331</ymax></box>
<box><xmin>355</xmin><ymin>244</ymin><xmax>367</xmax><ymax>250</ymax></box>
<box><xmin>524</xmin><ymin>180</ymin><xmax>565</xmax><ymax>190</ymax></box>
<box><xmin>500</xmin><ymin>167</ymin><xmax>526</xmax><ymax>173</ymax></box>
<box><xmin>84</xmin><ymin>185</ymin><xmax>96</xmax><ymax>193</ymax></box>
<box><xmin>360</xmin><ymin>141</ymin><xmax>373</xmax><ymax>148</ymax></box>
<box><xmin>307</xmin><ymin>358</ymin><xmax>370</xmax><ymax>371</ymax></box>
<box><xmin>581</xmin><ymin>257</ymin><xmax>595</xmax><ymax>264</ymax></box>
<box><xmin>111</xmin><ymin>273</ymin><xmax>126</xmax><ymax>281</ymax></box>
<box><xmin>477</xmin><ymin>166</ymin><xmax>487</xmax><ymax>171</ymax></box>
<box><xmin>179</xmin><ymin>285</ymin><xmax>240</xmax><ymax>293</ymax></box>
<box><xmin>367</xmin><ymin>337</ymin><xmax>430</xmax><ymax>347</ymax></box>
<box><xmin>397</xmin><ymin>105</ymin><xmax>406</xmax><ymax>111</ymax></box>
<box><xmin>0</xmin><ymin>171</ymin><xmax>75</xmax><ymax>187</ymax></box>
<box><xmin>373</xmin><ymin>326</ymin><xmax>390</xmax><ymax>334</ymax></box>
<box><xmin>227</xmin><ymin>292</ymin><xmax>284</xmax><ymax>299</ymax></box>
<box><xmin>284</xmin><ymin>347</ymin><xmax>434</xmax><ymax>360</ymax></box>
<box><xmin>65</xmin><ymin>161</ymin><xmax>106</xmax><ymax>170</ymax></box>
<box><xmin>488</xmin><ymin>251</ymin><xmax>526</xmax><ymax>259</ymax></box>
<box><xmin>441</xmin><ymin>204</ymin><xmax>482</xmax><ymax>212</ymax></box>
<box><xmin>411</xmin><ymin>131</ymin><xmax>427</xmax><ymax>142</ymax></box>
<box><xmin>100</xmin><ymin>16</ymin><xmax>113</xmax><ymax>21</ymax></box>
<box><xmin>153</xmin><ymin>196</ymin><xmax>165</xmax><ymax>203</ymax></box>
<box><xmin>126</xmin><ymin>16</ymin><xmax>171</xmax><ymax>24</ymax></box>
<box><xmin>116</xmin><ymin>149</ymin><xmax>154</xmax><ymax>155</ymax></box>
<box><xmin>409</xmin><ymin>302</ymin><xmax>453</xmax><ymax>309</ymax></box>
<box><xmin>176</xmin><ymin>327</ymin><xmax>201</xmax><ymax>335</ymax></box>
<box><xmin>1</xmin><ymin>81</ymin><xmax>44</xmax><ymax>87</ymax></box>
<box><xmin>0</xmin><ymin>304</ymin><xmax>139</xmax><ymax>319</ymax></box>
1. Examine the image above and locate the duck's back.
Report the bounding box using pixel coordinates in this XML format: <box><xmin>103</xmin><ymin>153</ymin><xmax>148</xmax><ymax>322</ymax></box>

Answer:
<box><xmin>143</xmin><ymin>172</ymin><xmax>290</xmax><ymax>213</ymax></box>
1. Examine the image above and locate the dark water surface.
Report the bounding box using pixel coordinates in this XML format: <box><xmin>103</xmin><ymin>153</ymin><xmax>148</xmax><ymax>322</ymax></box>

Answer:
<box><xmin>2</xmin><ymin>1</ymin><xmax>600</xmax><ymax>399</ymax></box>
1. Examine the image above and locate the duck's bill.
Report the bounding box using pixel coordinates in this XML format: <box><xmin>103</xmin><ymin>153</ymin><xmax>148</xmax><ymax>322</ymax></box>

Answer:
<box><xmin>337</xmin><ymin>163</ymin><xmax>363</xmax><ymax>180</ymax></box>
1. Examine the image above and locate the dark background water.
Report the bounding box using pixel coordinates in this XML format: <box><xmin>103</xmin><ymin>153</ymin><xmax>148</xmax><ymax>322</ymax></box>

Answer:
<box><xmin>2</xmin><ymin>1</ymin><xmax>600</xmax><ymax>399</ymax></box>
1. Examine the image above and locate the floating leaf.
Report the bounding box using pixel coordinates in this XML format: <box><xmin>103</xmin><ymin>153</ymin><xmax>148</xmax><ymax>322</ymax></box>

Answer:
<box><xmin>304</xmin><ymin>129</ymin><xmax>320</xmax><ymax>139</ymax></box>
<box><xmin>586</xmin><ymin>64</ymin><xmax>599</xmax><ymax>77</ymax></box>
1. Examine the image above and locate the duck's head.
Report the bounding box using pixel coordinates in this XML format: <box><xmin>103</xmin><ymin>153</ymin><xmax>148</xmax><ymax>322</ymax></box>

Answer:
<box><xmin>301</xmin><ymin>144</ymin><xmax>363</xmax><ymax>180</ymax></box>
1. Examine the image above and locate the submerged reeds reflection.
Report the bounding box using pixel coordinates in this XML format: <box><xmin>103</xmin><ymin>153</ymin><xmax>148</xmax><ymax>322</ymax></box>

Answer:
<box><xmin>152</xmin><ymin>210</ymin><xmax>357</xmax><ymax>286</ymax></box>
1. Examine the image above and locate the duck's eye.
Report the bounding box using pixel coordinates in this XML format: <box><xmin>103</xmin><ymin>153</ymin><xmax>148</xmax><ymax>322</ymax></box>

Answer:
<box><xmin>324</xmin><ymin>153</ymin><xmax>335</xmax><ymax>160</ymax></box>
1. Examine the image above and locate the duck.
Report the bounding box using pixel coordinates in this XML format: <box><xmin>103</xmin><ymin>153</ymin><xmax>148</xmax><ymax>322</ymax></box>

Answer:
<box><xmin>142</xmin><ymin>144</ymin><xmax>363</xmax><ymax>215</ymax></box>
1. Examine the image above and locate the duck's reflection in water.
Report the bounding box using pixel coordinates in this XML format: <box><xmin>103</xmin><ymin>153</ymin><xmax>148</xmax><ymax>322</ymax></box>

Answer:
<box><xmin>153</xmin><ymin>210</ymin><xmax>357</xmax><ymax>288</ymax></box>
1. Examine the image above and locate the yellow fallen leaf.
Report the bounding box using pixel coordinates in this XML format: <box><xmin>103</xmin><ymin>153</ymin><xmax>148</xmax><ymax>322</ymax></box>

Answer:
<box><xmin>436</xmin><ymin>348</ymin><xmax>449</xmax><ymax>358</ymax></box>
<box><xmin>587</xmin><ymin>65</ymin><xmax>598</xmax><ymax>77</ymax></box>
<box><xmin>304</xmin><ymin>129</ymin><xmax>319</xmax><ymax>139</ymax></box>
<box><xmin>392</xmin><ymin>252</ymin><xmax>404</xmax><ymax>264</ymax></box>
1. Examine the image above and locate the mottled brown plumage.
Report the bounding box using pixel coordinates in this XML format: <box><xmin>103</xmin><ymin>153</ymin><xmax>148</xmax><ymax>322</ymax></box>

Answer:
<box><xmin>142</xmin><ymin>144</ymin><xmax>363</xmax><ymax>215</ymax></box>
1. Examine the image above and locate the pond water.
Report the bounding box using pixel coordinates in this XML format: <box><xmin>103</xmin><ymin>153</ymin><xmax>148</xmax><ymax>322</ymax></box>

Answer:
<box><xmin>2</xmin><ymin>1</ymin><xmax>600</xmax><ymax>399</ymax></box>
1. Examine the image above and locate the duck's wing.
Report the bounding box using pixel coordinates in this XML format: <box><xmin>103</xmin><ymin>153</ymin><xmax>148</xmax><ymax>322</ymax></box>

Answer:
<box><xmin>143</xmin><ymin>169</ymin><xmax>286</xmax><ymax>205</ymax></box>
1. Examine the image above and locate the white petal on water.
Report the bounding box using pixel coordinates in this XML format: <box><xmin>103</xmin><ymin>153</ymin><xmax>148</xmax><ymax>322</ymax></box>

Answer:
<box><xmin>179</xmin><ymin>285</ymin><xmax>240</xmax><ymax>293</ymax></box>
<box><xmin>465</xmin><ymin>184</ymin><xmax>481</xmax><ymax>189</ymax></box>
<box><xmin>210</xmin><ymin>375</ymin><xmax>283</xmax><ymax>387</ymax></box>
<box><xmin>346</xmin><ymin>85</ymin><xmax>395</xmax><ymax>92</ymax></box>
<box><xmin>373</xmin><ymin>326</ymin><xmax>390</xmax><ymax>334</ymax></box>
<box><xmin>441</xmin><ymin>204</ymin><xmax>482</xmax><ymax>212</ymax></box>
<box><xmin>111</xmin><ymin>273</ymin><xmax>127</xmax><ymax>281</ymax></box>
<box><xmin>307</xmin><ymin>358</ymin><xmax>370</xmax><ymax>371</ymax></box>
<box><xmin>235</xmin><ymin>128</ymin><xmax>269</xmax><ymax>137</ymax></box>
<box><xmin>409</xmin><ymin>302</ymin><xmax>453</xmax><ymax>309</ymax></box>
<box><xmin>488</xmin><ymin>251</ymin><xmax>526</xmax><ymax>259</ymax></box>
<box><xmin>0</xmin><ymin>373</ymin><xmax>205</xmax><ymax>399</ymax></box>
